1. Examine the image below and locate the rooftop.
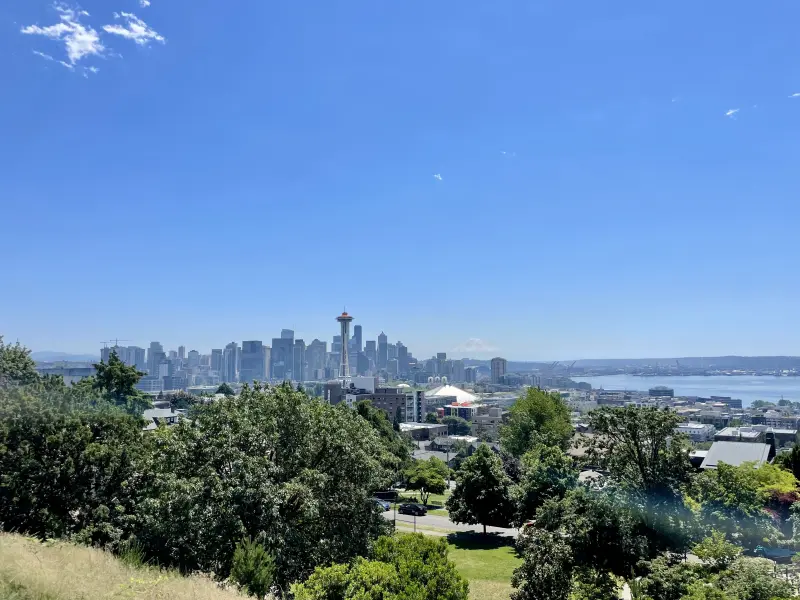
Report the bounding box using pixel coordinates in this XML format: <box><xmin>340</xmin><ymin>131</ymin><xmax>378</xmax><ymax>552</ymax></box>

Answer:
<box><xmin>700</xmin><ymin>441</ymin><xmax>772</xmax><ymax>469</ymax></box>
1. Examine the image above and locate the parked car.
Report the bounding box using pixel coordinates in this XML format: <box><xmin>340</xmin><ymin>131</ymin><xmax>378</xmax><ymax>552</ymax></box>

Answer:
<box><xmin>398</xmin><ymin>503</ymin><xmax>427</xmax><ymax>516</ymax></box>
<box><xmin>372</xmin><ymin>498</ymin><xmax>391</xmax><ymax>511</ymax></box>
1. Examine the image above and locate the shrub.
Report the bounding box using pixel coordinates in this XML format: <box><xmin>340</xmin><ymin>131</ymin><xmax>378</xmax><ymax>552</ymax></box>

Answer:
<box><xmin>229</xmin><ymin>537</ymin><xmax>275</xmax><ymax>598</ymax></box>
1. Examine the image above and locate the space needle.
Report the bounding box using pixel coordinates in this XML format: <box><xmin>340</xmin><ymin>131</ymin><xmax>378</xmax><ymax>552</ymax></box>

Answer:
<box><xmin>336</xmin><ymin>310</ymin><xmax>354</xmax><ymax>378</ymax></box>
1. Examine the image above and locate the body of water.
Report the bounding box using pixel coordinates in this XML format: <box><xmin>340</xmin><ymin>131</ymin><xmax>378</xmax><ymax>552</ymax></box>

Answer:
<box><xmin>572</xmin><ymin>375</ymin><xmax>800</xmax><ymax>407</ymax></box>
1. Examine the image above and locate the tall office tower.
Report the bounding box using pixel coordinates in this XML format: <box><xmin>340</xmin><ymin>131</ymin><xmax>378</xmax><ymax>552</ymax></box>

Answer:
<box><xmin>465</xmin><ymin>366</ymin><xmax>478</xmax><ymax>383</ymax></box>
<box><xmin>200</xmin><ymin>354</ymin><xmax>211</xmax><ymax>367</ymax></box>
<box><xmin>211</xmin><ymin>349</ymin><xmax>223</xmax><ymax>372</ymax></box>
<box><xmin>490</xmin><ymin>357</ymin><xmax>507</xmax><ymax>384</ymax></box>
<box><xmin>178</xmin><ymin>346</ymin><xmax>186</xmax><ymax>360</ymax></box>
<box><xmin>451</xmin><ymin>359</ymin><xmax>465</xmax><ymax>383</ymax></box>
<box><xmin>223</xmin><ymin>342</ymin><xmax>239</xmax><ymax>383</ymax></box>
<box><xmin>336</xmin><ymin>312</ymin><xmax>354</xmax><ymax>378</ymax></box>
<box><xmin>147</xmin><ymin>342</ymin><xmax>164</xmax><ymax>374</ymax></box>
<box><xmin>388</xmin><ymin>358</ymin><xmax>399</xmax><ymax>377</ymax></box>
<box><xmin>332</xmin><ymin>335</ymin><xmax>342</xmax><ymax>356</ymax></box>
<box><xmin>281</xmin><ymin>329</ymin><xmax>294</xmax><ymax>340</ymax></box>
<box><xmin>377</xmin><ymin>332</ymin><xmax>388</xmax><ymax>370</ymax></box>
<box><xmin>129</xmin><ymin>347</ymin><xmax>147</xmax><ymax>372</ymax></box>
<box><xmin>270</xmin><ymin>336</ymin><xmax>293</xmax><ymax>380</ymax></box>
<box><xmin>388</xmin><ymin>343</ymin><xmax>397</xmax><ymax>360</ymax></box>
<box><xmin>436</xmin><ymin>352</ymin><xmax>447</xmax><ymax>376</ymax></box>
<box><xmin>357</xmin><ymin>352</ymin><xmax>369</xmax><ymax>375</ymax></box>
<box><xmin>263</xmin><ymin>346</ymin><xmax>271</xmax><ymax>380</ymax></box>
<box><xmin>365</xmin><ymin>340</ymin><xmax>376</xmax><ymax>369</ymax></box>
<box><xmin>168</xmin><ymin>350</ymin><xmax>178</xmax><ymax>360</ymax></box>
<box><xmin>293</xmin><ymin>339</ymin><xmax>306</xmax><ymax>382</ymax></box>
<box><xmin>241</xmin><ymin>341</ymin><xmax>266</xmax><ymax>383</ymax></box>
<box><xmin>353</xmin><ymin>325</ymin><xmax>363</xmax><ymax>353</ymax></box>
<box><xmin>397</xmin><ymin>343</ymin><xmax>408</xmax><ymax>376</ymax></box>
<box><xmin>188</xmin><ymin>350</ymin><xmax>200</xmax><ymax>368</ymax></box>
<box><xmin>307</xmin><ymin>339</ymin><xmax>327</xmax><ymax>378</ymax></box>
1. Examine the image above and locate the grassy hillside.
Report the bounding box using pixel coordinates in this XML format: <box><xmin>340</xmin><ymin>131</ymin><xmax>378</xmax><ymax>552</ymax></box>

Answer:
<box><xmin>0</xmin><ymin>533</ymin><xmax>245</xmax><ymax>600</ymax></box>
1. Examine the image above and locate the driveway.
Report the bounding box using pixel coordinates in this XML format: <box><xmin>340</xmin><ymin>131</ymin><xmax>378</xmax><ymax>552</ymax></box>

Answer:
<box><xmin>382</xmin><ymin>510</ymin><xmax>517</xmax><ymax>538</ymax></box>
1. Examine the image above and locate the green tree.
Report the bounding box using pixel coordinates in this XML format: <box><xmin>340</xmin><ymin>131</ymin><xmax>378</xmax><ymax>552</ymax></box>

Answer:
<box><xmin>500</xmin><ymin>387</ymin><xmax>572</xmax><ymax>456</ymax></box>
<box><xmin>689</xmin><ymin>463</ymin><xmax>781</xmax><ymax>550</ymax></box>
<box><xmin>0</xmin><ymin>336</ymin><xmax>39</xmax><ymax>389</ymax></box>
<box><xmin>92</xmin><ymin>350</ymin><xmax>150</xmax><ymax>413</ymax></box>
<box><xmin>292</xmin><ymin>534</ymin><xmax>469</xmax><ymax>600</ymax></box>
<box><xmin>638</xmin><ymin>554</ymin><xmax>700</xmax><ymax>600</ymax></box>
<box><xmin>447</xmin><ymin>444</ymin><xmax>513</xmax><ymax>534</ymax></box>
<box><xmin>680</xmin><ymin>581</ymin><xmax>733</xmax><ymax>600</ymax></box>
<box><xmin>0</xmin><ymin>387</ymin><xmax>146</xmax><ymax>547</ymax></box>
<box><xmin>692</xmin><ymin>531</ymin><xmax>742</xmax><ymax>571</ymax></box>
<box><xmin>512</xmin><ymin>528</ymin><xmax>573</xmax><ymax>600</ymax></box>
<box><xmin>405</xmin><ymin>458</ymin><xmax>448</xmax><ymax>505</ymax></box>
<box><xmin>229</xmin><ymin>537</ymin><xmax>276</xmax><ymax>598</ymax></box>
<box><xmin>773</xmin><ymin>445</ymin><xmax>800</xmax><ymax>480</ymax></box>
<box><xmin>135</xmin><ymin>383</ymin><xmax>393</xmax><ymax>584</ymax></box>
<box><xmin>441</xmin><ymin>415</ymin><xmax>471</xmax><ymax>436</ymax></box>
<box><xmin>216</xmin><ymin>382</ymin><xmax>235</xmax><ymax>395</ymax></box>
<box><xmin>356</xmin><ymin>399</ymin><xmax>412</xmax><ymax>478</ymax></box>
<box><xmin>425</xmin><ymin>412</ymin><xmax>439</xmax><ymax>424</ymax></box>
<box><xmin>585</xmin><ymin>406</ymin><xmax>691</xmax><ymax>498</ymax></box>
<box><xmin>512</xmin><ymin>443</ymin><xmax>578</xmax><ymax>526</ymax></box>
<box><xmin>716</xmin><ymin>557</ymin><xmax>793</xmax><ymax>600</ymax></box>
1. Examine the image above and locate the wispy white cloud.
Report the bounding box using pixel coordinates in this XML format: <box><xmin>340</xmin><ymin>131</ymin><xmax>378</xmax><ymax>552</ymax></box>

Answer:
<box><xmin>103</xmin><ymin>12</ymin><xmax>164</xmax><ymax>45</ymax></box>
<box><xmin>671</xmin><ymin>96</ymin><xmax>680</xmax><ymax>103</ymax></box>
<box><xmin>725</xmin><ymin>108</ymin><xmax>739</xmax><ymax>118</ymax></box>
<box><xmin>452</xmin><ymin>338</ymin><xmax>499</xmax><ymax>354</ymax></box>
<box><xmin>33</xmin><ymin>50</ymin><xmax>54</xmax><ymax>61</ymax></box>
<box><xmin>790</xmin><ymin>93</ymin><xmax>800</xmax><ymax>98</ymax></box>
<box><xmin>433</xmin><ymin>173</ymin><xmax>442</xmax><ymax>181</ymax></box>
<box><xmin>21</xmin><ymin>4</ymin><xmax>104</xmax><ymax>65</ymax></box>
<box><xmin>140</xmin><ymin>0</ymin><xmax>151</xmax><ymax>6</ymax></box>
<box><xmin>500</xmin><ymin>151</ymin><xmax>516</xmax><ymax>157</ymax></box>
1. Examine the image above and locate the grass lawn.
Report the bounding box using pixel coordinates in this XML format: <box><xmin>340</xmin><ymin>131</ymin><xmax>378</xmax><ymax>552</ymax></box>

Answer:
<box><xmin>446</xmin><ymin>533</ymin><xmax>521</xmax><ymax>600</ymax></box>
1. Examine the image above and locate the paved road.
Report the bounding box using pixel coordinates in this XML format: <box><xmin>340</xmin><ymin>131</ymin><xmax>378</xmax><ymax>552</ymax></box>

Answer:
<box><xmin>382</xmin><ymin>510</ymin><xmax>517</xmax><ymax>538</ymax></box>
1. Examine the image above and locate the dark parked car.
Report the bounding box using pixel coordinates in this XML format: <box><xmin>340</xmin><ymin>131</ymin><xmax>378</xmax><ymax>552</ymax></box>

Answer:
<box><xmin>372</xmin><ymin>498</ymin><xmax>391</xmax><ymax>511</ymax></box>
<box><xmin>398</xmin><ymin>503</ymin><xmax>427</xmax><ymax>516</ymax></box>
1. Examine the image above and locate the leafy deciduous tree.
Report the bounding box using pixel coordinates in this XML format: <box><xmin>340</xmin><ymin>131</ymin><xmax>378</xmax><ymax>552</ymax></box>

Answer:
<box><xmin>405</xmin><ymin>458</ymin><xmax>448</xmax><ymax>505</ymax></box>
<box><xmin>447</xmin><ymin>444</ymin><xmax>513</xmax><ymax>534</ymax></box>
<box><xmin>512</xmin><ymin>443</ymin><xmax>578</xmax><ymax>527</ymax></box>
<box><xmin>0</xmin><ymin>336</ymin><xmax>39</xmax><ymax>389</ymax></box>
<box><xmin>500</xmin><ymin>387</ymin><xmax>572</xmax><ymax>456</ymax></box>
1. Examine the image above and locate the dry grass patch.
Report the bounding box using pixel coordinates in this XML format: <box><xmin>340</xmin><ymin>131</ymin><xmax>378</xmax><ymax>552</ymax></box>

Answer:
<box><xmin>0</xmin><ymin>533</ymin><xmax>245</xmax><ymax>600</ymax></box>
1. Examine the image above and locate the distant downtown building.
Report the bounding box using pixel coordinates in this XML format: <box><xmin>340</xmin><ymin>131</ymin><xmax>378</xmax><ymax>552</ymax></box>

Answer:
<box><xmin>271</xmin><ymin>335</ymin><xmax>293</xmax><ymax>380</ymax></box>
<box><xmin>490</xmin><ymin>357</ymin><xmax>507</xmax><ymax>384</ymax></box>
<box><xmin>377</xmin><ymin>332</ymin><xmax>388</xmax><ymax>370</ymax></box>
<box><xmin>223</xmin><ymin>342</ymin><xmax>240</xmax><ymax>383</ymax></box>
<box><xmin>240</xmin><ymin>340</ymin><xmax>266</xmax><ymax>383</ymax></box>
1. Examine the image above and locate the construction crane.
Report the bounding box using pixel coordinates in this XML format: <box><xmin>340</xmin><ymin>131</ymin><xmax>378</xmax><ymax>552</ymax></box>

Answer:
<box><xmin>549</xmin><ymin>361</ymin><xmax>559</xmax><ymax>372</ymax></box>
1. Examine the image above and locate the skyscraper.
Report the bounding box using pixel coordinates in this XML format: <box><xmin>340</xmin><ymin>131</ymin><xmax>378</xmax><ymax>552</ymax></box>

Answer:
<box><xmin>211</xmin><ymin>349</ymin><xmax>223</xmax><ymax>373</ymax></box>
<box><xmin>263</xmin><ymin>346</ymin><xmax>271</xmax><ymax>381</ymax></box>
<box><xmin>270</xmin><ymin>337</ymin><xmax>293</xmax><ymax>380</ymax></box>
<box><xmin>307</xmin><ymin>339</ymin><xmax>327</xmax><ymax>379</ymax></box>
<box><xmin>397</xmin><ymin>343</ymin><xmax>408</xmax><ymax>376</ymax></box>
<box><xmin>451</xmin><ymin>359</ymin><xmax>465</xmax><ymax>383</ymax></box>
<box><xmin>490</xmin><ymin>357</ymin><xmax>507</xmax><ymax>384</ymax></box>
<box><xmin>188</xmin><ymin>350</ymin><xmax>200</xmax><ymax>368</ymax></box>
<box><xmin>336</xmin><ymin>312</ymin><xmax>354</xmax><ymax>378</ymax></box>
<box><xmin>293</xmin><ymin>339</ymin><xmax>306</xmax><ymax>382</ymax></box>
<box><xmin>281</xmin><ymin>329</ymin><xmax>294</xmax><ymax>340</ymax></box>
<box><xmin>147</xmin><ymin>342</ymin><xmax>164</xmax><ymax>375</ymax></box>
<box><xmin>241</xmin><ymin>341</ymin><xmax>266</xmax><ymax>383</ymax></box>
<box><xmin>178</xmin><ymin>346</ymin><xmax>186</xmax><ymax>360</ymax></box>
<box><xmin>365</xmin><ymin>340</ymin><xmax>376</xmax><ymax>370</ymax></box>
<box><xmin>223</xmin><ymin>342</ymin><xmax>239</xmax><ymax>383</ymax></box>
<box><xmin>377</xmin><ymin>332</ymin><xmax>388</xmax><ymax>370</ymax></box>
<box><xmin>353</xmin><ymin>325</ymin><xmax>363</xmax><ymax>353</ymax></box>
<box><xmin>129</xmin><ymin>346</ymin><xmax>146</xmax><ymax>372</ymax></box>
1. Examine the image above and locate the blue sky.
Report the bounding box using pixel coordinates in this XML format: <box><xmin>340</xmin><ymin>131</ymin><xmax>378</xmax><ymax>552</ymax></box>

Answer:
<box><xmin>2</xmin><ymin>0</ymin><xmax>800</xmax><ymax>360</ymax></box>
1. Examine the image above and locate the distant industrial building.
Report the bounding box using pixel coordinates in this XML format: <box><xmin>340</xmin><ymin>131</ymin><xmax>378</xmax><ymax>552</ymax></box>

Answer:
<box><xmin>649</xmin><ymin>386</ymin><xmax>674</xmax><ymax>398</ymax></box>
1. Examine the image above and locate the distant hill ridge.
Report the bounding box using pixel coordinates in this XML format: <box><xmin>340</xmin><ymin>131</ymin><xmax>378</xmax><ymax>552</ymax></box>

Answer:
<box><xmin>31</xmin><ymin>351</ymin><xmax>99</xmax><ymax>362</ymax></box>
